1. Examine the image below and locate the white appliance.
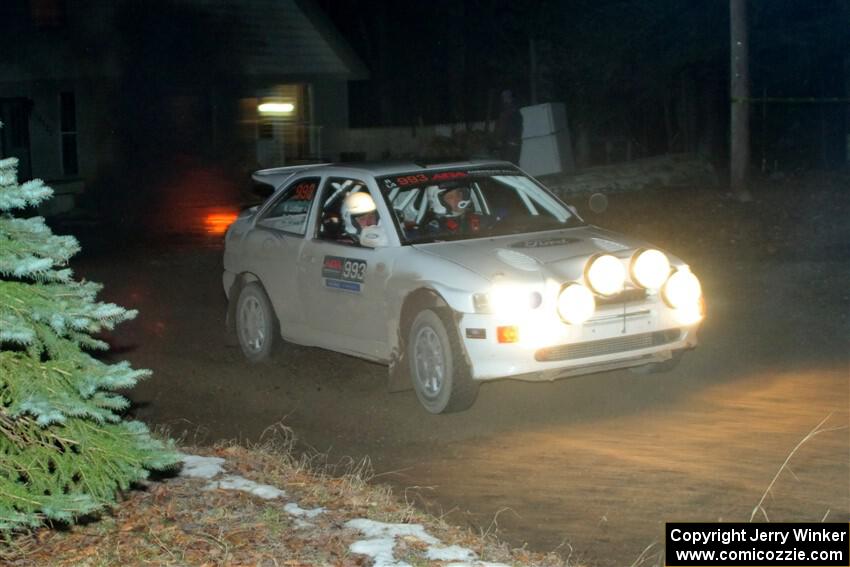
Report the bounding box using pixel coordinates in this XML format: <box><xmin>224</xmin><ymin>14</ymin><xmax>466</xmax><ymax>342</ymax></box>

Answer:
<box><xmin>519</xmin><ymin>102</ymin><xmax>575</xmax><ymax>176</ymax></box>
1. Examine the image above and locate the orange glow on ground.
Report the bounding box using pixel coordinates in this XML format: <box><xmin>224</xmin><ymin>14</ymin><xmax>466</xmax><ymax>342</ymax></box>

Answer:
<box><xmin>204</xmin><ymin>212</ymin><xmax>238</xmax><ymax>235</ymax></box>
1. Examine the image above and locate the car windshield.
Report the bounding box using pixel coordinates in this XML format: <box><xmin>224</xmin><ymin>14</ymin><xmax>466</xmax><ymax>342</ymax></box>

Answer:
<box><xmin>378</xmin><ymin>167</ymin><xmax>583</xmax><ymax>244</ymax></box>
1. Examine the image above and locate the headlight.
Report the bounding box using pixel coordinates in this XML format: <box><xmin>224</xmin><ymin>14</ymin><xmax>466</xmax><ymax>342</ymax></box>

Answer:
<box><xmin>585</xmin><ymin>254</ymin><xmax>625</xmax><ymax>296</ymax></box>
<box><xmin>663</xmin><ymin>268</ymin><xmax>702</xmax><ymax>308</ymax></box>
<box><xmin>557</xmin><ymin>283</ymin><xmax>595</xmax><ymax>324</ymax></box>
<box><xmin>474</xmin><ymin>284</ymin><xmax>542</xmax><ymax>316</ymax></box>
<box><xmin>630</xmin><ymin>249</ymin><xmax>670</xmax><ymax>290</ymax></box>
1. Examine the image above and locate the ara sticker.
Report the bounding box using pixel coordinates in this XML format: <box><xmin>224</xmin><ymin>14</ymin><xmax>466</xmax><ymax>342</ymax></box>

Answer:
<box><xmin>430</xmin><ymin>171</ymin><xmax>468</xmax><ymax>181</ymax></box>
<box><xmin>322</xmin><ymin>256</ymin><xmax>367</xmax><ymax>283</ymax></box>
<box><xmin>391</xmin><ymin>171</ymin><xmax>470</xmax><ymax>187</ymax></box>
<box><xmin>325</xmin><ymin>279</ymin><xmax>361</xmax><ymax>293</ymax></box>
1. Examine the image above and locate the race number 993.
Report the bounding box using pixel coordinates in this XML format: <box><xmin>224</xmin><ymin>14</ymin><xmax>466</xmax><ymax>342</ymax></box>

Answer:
<box><xmin>342</xmin><ymin>259</ymin><xmax>367</xmax><ymax>282</ymax></box>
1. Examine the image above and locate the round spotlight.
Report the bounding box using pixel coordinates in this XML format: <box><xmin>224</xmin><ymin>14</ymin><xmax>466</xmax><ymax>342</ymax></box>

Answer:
<box><xmin>585</xmin><ymin>254</ymin><xmax>626</xmax><ymax>296</ymax></box>
<box><xmin>631</xmin><ymin>249</ymin><xmax>671</xmax><ymax>290</ymax></box>
<box><xmin>673</xmin><ymin>303</ymin><xmax>703</xmax><ymax>326</ymax></box>
<box><xmin>663</xmin><ymin>268</ymin><xmax>702</xmax><ymax>308</ymax></box>
<box><xmin>557</xmin><ymin>283</ymin><xmax>596</xmax><ymax>325</ymax></box>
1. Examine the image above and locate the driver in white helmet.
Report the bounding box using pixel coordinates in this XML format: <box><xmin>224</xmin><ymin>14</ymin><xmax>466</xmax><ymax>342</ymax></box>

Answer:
<box><xmin>425</xmin><ymin>184</ymin><xmax>481</xmax><ymax>234</ymax></box>
<box><xmin>340</xmin><ymin>191</ymin><xmax>379</xmax><ymax>244</ymax></box>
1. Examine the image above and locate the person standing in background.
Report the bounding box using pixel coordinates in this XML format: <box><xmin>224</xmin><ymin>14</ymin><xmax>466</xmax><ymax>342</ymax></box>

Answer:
<box><xmin>496</xmin><ymin>90</ymin><xmax>523</xmax><ymax>165</ymax></box>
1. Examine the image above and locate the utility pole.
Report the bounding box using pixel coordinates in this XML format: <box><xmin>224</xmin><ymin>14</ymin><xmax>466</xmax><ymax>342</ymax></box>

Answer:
<box><xmin>730</xmin><ymin>0</ymin><xmax>753</xmax><ymax>202</ymax></box>
<box><xmin>530</xmin><ymin>38</ymin><xmax>538</xmax><ymax>105</ymax></box>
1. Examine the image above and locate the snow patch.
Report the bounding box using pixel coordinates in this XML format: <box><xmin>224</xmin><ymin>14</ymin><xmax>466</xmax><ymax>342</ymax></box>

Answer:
<box><xmin>179</xmin><ymin>454</ymin><xmax>226</xmax><ymax>479</ymax></box>
<box><xmin>350</xmin><ymin>538</ymin><xmax>408</xmax><ymax>567</ymax></box>
<box><xmin>445</xmin><ymin>563</ymin><xmax>512</xmax><ymax>567</ymax></box>
<box><xmin>204</xmin><ymin>474</ymin><xmax>286</xmax><ymax>499</ymax></box>
<box><xmin>284</xmin><ymin>502</ymin><xmax>325</xmax><ymax>518</ymax></box>
<box><xmin>179</xmin><ymin>455</ymin><xmax>510</xmax><ymax>566</ymax></box>
<box><xmin>346</xmin><ymin>519</ymin><xmax>439</xmax><ymax>545</ymax></box>
<box><xmin>345</xmin><ymin>519</ymin><xmax>506</xmax><ymax>567</ymax></box>
<box><xmin>426</xmin><ymin>544</ymin><xmax>478</xmax><ymax>561</ymax></box>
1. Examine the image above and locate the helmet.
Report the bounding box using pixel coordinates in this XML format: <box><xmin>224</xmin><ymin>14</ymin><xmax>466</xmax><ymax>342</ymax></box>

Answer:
<box><xmin>426</xmin><ymin>185</ymin><xmax>471</xmax><ymax>218</ymax></box>
<box><xmin>341</xmin><ymin>191</ymin><xmax>377</xmax><ymax>236</ymax></box>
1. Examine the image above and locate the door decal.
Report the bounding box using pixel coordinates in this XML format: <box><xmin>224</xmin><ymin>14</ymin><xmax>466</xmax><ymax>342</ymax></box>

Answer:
<box><xmin>322</xmin><ymin>256</ymin><xmax>367</xmax><ymax>293</ymax></box>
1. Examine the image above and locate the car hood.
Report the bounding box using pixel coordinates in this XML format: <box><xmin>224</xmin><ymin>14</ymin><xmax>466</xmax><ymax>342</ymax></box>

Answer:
<box><xmin>411</xmin><ymin>226</ymin><xmax>675</xmax><ymax>283</ymax></box>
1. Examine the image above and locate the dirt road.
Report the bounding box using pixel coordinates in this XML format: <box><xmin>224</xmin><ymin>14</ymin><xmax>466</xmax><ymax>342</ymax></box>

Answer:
<box><xmin>71</xmin><ymin>176</ymin><xmax>849</xmax><ymax>566</ymax></box>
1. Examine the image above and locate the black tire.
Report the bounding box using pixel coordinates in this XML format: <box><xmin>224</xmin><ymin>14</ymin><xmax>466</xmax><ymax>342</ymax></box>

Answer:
<box><xmin>235</xmin><ymin>282</ymin><xmax>279</xmax><ymax>362</ymax></box>
<box><xmin>630</xmin><ymin>350</ymin><xmax>683</xmax><ymax>375</ymax></box>
<box><xmin>407</xmin><ymin>309</ymin><xmax>479</xmax><ymax>414</ymax></box>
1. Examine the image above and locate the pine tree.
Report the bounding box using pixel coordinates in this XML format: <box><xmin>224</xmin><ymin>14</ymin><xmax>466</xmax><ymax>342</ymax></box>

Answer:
<box><xmin>0</xmin><ymin>153</ymin><xmax>179</xmax><ymax>532</ymax></box>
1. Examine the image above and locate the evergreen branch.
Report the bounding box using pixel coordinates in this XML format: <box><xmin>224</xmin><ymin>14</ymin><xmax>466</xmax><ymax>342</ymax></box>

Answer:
<box><xmin>0</xmin><ymin>175</ymin><xmax>53</xmax><ymax>210</ymax></box>
<box><xmin>0</xmin><ymin>152</ymin><xmax>179</xmax><ymax>531</ymax></box>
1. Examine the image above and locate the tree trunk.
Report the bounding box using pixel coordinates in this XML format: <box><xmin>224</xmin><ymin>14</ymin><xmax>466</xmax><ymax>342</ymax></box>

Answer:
<box><xmin>447</xmin><ymin>2</ymin><xmax>466</xmax><ymax>125</ymax></box>
<box><xmin>663</xmin><ymin>94</ymin><xmax>675</xmax><ymax>153</ymax></box>
<box><xmin>698</xmin><ymin>66</ymin><xmax>720</xmax><ymax>160</ymax></box>
<box><xmin>729</xmin><ymin>0</ymin><xmax>753</xmax><ymax>201</ymax></box>
<box><xmin>529</xmin><ymin>38</ymin><xmax>538</xmax><ymax>105</ymax></box>
<box><xmin>845</xmin><ymin>55</ymin><xmax>850</xmax><ymax>165</ymax></box>
<box><xmin>679</xmin><ymin>70</ymin><xmax>697</xmax><ymax>153</ymax></box>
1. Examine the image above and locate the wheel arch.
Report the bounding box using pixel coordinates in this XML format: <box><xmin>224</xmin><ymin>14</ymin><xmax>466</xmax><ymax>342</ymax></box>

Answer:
<box><xmin>388</xmin><ymin>286</ymin><xmax>464</xmax><ymax>393</ymax></box>
<box><xmin>225</xmin><ymin>271</ymin><xmax>263</xmax><ymax>337</ymax></box>
<box><xmin>399</xmin><ymin>288</ymin><xmax>449</xmax><ymax>343</ymax></box>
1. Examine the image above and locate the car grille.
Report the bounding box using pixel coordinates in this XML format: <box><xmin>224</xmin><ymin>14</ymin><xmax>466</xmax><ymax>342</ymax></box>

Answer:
<box><xmin>535</xmin><ymin>329</ymin><xmax>681</xmax><ymax>362</ymax></box>
<box><xmin>596</xmin><ymin>288</ymin><xmax>648</xmax><ymax>306</ymax></box>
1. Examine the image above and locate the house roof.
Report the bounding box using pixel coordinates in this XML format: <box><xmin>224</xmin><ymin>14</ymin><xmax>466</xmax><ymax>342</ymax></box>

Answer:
<box><xmin>184</xmin><ymin>0</ymin><xmax>368</xmax><ymax>79</ymax></box>
<box><xmin>0</xmin><ymin>0</ymin><xmax>367</xmax><ymax>83</ymax></box>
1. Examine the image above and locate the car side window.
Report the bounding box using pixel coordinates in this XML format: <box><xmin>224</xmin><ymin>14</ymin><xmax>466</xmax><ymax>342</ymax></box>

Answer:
<box><xmin>257</xmin><ymin>177</ymin><xmax>319</xmax><ymax>235</ymax></box>
<box><xmin>316</xmin><ymin>177</ymin><xmax>379</xmax><ymax>246</ymax></box>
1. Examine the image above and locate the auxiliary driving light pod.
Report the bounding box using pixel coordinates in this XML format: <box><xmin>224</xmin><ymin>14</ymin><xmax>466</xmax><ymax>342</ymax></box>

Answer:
<box><xmin>662</xmin><ymin>267</ymin><xmax>702</xmax><ymax>309</ymax></box>
<box><xmin>630</xmin><ymin>249</ymin><xmax>671</xmax><ymax>290</ymax></box>
<box><xmin>584</xmin><ymin>254</ymin><xmax>626</xmax><ymax>296</ymax></box>
<box><xmin>557</xmin><ymin>283</ymin><xmax>596</xmax><ymax>325</ymax></box>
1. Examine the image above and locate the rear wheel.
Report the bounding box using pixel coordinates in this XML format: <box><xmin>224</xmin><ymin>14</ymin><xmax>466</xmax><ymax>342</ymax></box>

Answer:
<box><xmin>235</xmin><ymin>282</ymin><xmax>278</xmax><ymax>362</ymax></box>
<box><xmin>408</xmin><ymin>309</ymin><xmax>478</xmax><ymax>414</ymax></box>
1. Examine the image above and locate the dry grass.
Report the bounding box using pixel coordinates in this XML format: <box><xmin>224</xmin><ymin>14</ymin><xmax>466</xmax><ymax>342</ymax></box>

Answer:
<box><xmin>750</xmin><ymin>413</ymin><xmax>846</xmax><ymax>523</ymax></box>
<box><xmin>0</xmin><ymin>425</ymin><xmax>573</xmax><ymax>566</ymax></box>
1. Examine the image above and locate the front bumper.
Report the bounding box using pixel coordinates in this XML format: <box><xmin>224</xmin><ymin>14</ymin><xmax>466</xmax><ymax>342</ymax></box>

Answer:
<box><xmin>458</xmin><ymin>300</ymin><xmax>700</xmax><ymax>381</ymax></box>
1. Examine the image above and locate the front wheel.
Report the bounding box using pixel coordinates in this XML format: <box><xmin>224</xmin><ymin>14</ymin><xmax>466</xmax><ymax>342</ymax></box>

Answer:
<box><xmin>235</xmin><ymin>282</ymin><xmax>278</xmax><ymax>362</ymax></box>
<box><xmin>407</xmin><ymin>309</ymin><xmax>478</xmax><ymax>414</ymax></box>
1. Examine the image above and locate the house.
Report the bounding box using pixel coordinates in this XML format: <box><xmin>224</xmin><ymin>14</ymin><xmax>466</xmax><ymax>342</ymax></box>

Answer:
<box><xmin>0</xmin><ymin>0</ymin><xmax>367</xmax><ymax>214</ymax></box>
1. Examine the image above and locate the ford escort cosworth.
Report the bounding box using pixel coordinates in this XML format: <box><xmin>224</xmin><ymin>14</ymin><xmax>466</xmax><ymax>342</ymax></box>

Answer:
<box><xmin>223</xmin><ymin>161</ymin><xmax>704</xmax><ymax>413</ymax></box>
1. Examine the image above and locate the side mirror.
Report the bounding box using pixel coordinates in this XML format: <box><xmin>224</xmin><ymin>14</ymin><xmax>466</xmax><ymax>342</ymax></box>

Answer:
<box><xmin>589</xmin><ymin>192</ymin><xmax>609</xmax><ymax>214</ymax></box>
<box><xmin>360</xmin><ymin>225</ymin><xmax>389</xmax><ymax>248</ymax></box>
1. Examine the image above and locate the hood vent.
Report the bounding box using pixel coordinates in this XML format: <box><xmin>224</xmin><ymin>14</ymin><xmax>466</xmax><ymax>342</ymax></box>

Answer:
<box><xmin>591</xmin><ymin>237</ymin><xmax>629</xmax><ymax>253</ymax></box>
<box><xmin>496</xmin><ymin>249</ymin><xmax>541</xmax><ymax>272</ymax></box>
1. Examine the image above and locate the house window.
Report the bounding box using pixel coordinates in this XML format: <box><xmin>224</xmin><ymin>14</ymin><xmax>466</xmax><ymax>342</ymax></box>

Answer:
<box><xmin>31</xmin><ymin>0</ymin><xmax>66</xmax><ymax>28</ymax></box>
<box><xmin>60</xmin><ymin>92</ymin><xmax>78</xmax><ymax>175</ymax></box>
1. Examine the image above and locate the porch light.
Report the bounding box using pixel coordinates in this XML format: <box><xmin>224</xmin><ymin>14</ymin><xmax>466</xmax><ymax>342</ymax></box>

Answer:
<box><xmin>258</xmin><ymin>102</ymin><xmax>295</xmax><ymax>115</ymax></box>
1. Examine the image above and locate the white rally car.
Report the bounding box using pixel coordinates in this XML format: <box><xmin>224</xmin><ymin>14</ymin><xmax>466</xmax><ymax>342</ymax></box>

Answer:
<box><xmin>223</xmin><ymin>161</ymin><xmax>704</xmax><ymax>413</ymax></box>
